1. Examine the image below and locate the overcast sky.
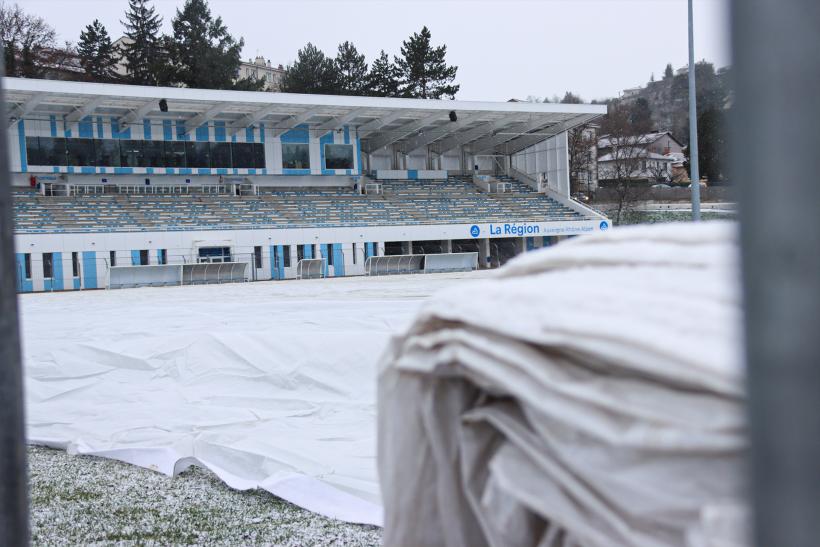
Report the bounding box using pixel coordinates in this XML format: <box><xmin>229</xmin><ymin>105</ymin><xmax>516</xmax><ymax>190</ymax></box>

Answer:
<box><xmin>23</xmin><ymin>0</ymin><xmax>731</xmax><ymax>101</ymax></box>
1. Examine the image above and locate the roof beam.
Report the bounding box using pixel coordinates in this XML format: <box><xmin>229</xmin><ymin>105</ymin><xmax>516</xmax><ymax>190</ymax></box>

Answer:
<box><xmin>228</xmin><ymin>104</ymin><xmax>282</xmax><ymax>136</ymax></box>
<box><xmin>269</xmin><ymin>107</ymin><xmax>323</xmax><ymax>138</ymax></box>
<box><xmin>366</xmin><ymin>112</ymin><xmax>445</xmax><ymax>152</ymax></box>
<box><xmin>469</xmin><ymin>117</ymin><xmax>560</xmax><ymax>154</ymax></box>
<box><xmin>8</xmin><ymin>93</ymin><xmax>47</xmax><ymax>123</ymax></box>
<box><xmin>503</xmin><ymin>114</ymin><xmax>602</xmax><ymax>155</ymax></box>
<box><xmin>402</xmin><ymin>112</ymin><xmax>487</xmax><ymax>153</ymax></box>
<box><xmin>184</xmin><ymin>102</ymin><xmax>232</xmax><ymax>134</ymax></box>
<box><xmin>435</xmin><ymin>116</ymin><xmax>528</xmax><ymax>154</ymax></box>
<box><xmin>314</xmin><ymin>108</ymin><xmax>368</xmax><ymax>132</ymax></box>
<box><xmin>64</xmin><ymin>96</ymin><xmax>107</xmax><ymax>124</ymax></box>
<box><xmin>118</xmin><ymin>100</ymin><xmax>158</xmax><ymax>130</ymax></box>
<box><xmin>356</xmin><ymin>110</ymin><xmax>411</xmax><ymax>138</ymax></box>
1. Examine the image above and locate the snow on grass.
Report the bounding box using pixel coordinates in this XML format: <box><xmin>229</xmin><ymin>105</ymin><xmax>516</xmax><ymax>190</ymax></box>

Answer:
<box><xmin>28</xmin><ymin>446</ymin><xmax>381</xmax><ymax>546</ymax></box>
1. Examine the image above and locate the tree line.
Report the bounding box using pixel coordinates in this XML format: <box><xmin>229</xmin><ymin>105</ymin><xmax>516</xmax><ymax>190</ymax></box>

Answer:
<box><xmin>1</xmin><ymin>0</ymin><xmax>460</xmax><ymax>99</ymax></box>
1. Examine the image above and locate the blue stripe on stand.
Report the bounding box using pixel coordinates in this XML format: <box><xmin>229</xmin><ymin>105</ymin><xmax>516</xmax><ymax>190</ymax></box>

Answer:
<box><xmin>79</xmin><ymin>117</ymin><xmax>94</xmax><ymax>138</ymax></box>
<box><xmin>17</xmin><ymin>120</ymin><xmax>26</xmax><ymax>172</ymax></box>
<box><xmin>332</xmin><ymin>243</ymin><xmax>345</xmax><ymax>276</ymax></box>
<box><xmin>82</xmin><ymin>251</ymin><xmax>97</xmax><ymax>289</ymax></box>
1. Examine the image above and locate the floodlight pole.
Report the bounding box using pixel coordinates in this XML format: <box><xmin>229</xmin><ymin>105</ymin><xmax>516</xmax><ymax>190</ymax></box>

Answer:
<box><xmin>0</xmin><ymin>64</ymin><xmax>30</xmax><ymax>543</ymax></box>
<box><xmin>688</xmin><ymin>0</ymin><xmax>701</xmax><ymax>220</ymax></box>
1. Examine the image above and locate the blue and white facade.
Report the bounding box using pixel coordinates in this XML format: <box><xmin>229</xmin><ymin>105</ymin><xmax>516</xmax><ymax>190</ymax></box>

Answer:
<box><xmin>5</xmin><ymin>78</ymin><xmax>609</xmax><ymax>292</ymax></box>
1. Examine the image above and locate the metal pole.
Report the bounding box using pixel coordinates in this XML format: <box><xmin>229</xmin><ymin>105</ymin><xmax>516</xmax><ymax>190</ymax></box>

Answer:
<box><xmin>0</xmin><ymin>64</ymin><xmax>30</xmax><ymax>544</ymax></box>
<box><xmin>733</xmin><ymin>0</ymin><xmax>820</xmax><ymax>545</ymax></box>
<box><xmin>688</xmin><ymin>0</ymin><xmax>701</xmax><ymax>220</ymax></box>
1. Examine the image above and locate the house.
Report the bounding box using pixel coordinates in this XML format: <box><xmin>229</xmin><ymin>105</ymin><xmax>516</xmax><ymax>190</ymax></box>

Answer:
<box><xmin>596</xmin><ymin>131</ymin><xmax>685</xmax><ymax>184</ymax></box>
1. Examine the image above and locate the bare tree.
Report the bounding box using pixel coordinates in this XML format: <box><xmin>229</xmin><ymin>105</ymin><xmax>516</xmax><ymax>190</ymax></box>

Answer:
<box><xmin>567</xmin><ymin>125</ymin><xmax>597</xmax><ymax>196</ymax></box>
<box><xmin>0</xmin><ymin>2</ymin><xmax>58</xmax><ymax>77</ymax></box>
<box><xmin>598</xmin><ymin>104</ymin><xmax>649</xmax><ymax>224</ymax></box>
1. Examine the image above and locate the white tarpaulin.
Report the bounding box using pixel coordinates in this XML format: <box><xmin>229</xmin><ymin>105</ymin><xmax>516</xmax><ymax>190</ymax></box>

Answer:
<box><xmin>378</xmin><ymin>222</ymin><xmax>748</xmax><ymax>547</ymax></box>
<box><xmin>20</xmin><ymin>273</ymin><xmax>484</xmax><ymax>526</ymax></box>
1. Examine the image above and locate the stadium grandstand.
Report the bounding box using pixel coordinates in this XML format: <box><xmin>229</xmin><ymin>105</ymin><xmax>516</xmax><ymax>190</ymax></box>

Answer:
<box><xmin>6</xmin><ymin>77</ymin><xmax>608</xmax><ymax>292</ymax></box>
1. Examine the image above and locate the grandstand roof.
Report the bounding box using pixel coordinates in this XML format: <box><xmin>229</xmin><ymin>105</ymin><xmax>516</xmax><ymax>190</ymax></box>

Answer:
<box><xmin>4</xmin><ymin>77</ymin><xmax>606</xmax><ymax>156</ymax></box>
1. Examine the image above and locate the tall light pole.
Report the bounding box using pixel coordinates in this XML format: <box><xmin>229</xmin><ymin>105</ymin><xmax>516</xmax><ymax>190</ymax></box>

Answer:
<box><xmin>688</xmin><ymin>0</ymin><xmax>701</xmax><ymax>220</ymax></box>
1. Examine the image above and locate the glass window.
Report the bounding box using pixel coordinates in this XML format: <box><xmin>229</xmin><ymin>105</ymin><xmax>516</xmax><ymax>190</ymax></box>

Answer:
<box><xmin>158</xmin><ymin>249</ymin><xmax>167</xmax><ymax>265</ymax></box>
<box><xmin>139</xmin><ymin>249</ymin><xmax>149</xmax><ymax>266</ymax></box>
<box><xmin>142</xmin><ymin>140</ymin><xmax>165</xmax><ymax>168</ymax></box>
<box><xmin>186</xmin><ymin>141</ymin><xmax>210</xmax><ymax>168</ymax></box>
<box><xmin>25</xmin><ymin>137</ymin><xmax>46</xmax><ymax>165</ymax></box>
<box><xmin>164</xmin><ymin>141</ymin><xmax>186</xmax><ymax>168</ymax></box>
<box><xmin>24</xmin><ymin>253</ymin><xmax>31</xmax><ymax>279</ymax></box>
<box><xmin>72</xmin><ymin>252</ymin><xmax>80</xmax><ymax>277</ymax></box>
<box><xmin>95</xmin><ymin>139</ymin><xmax>121</xmax><ymax>167</ymax></box>
<box><xmin>352</xmin><ymin>243</ymin><xmax>356</xmax><ymax>264</ymax></box>
<box><xmin>282</xmin><ymin>245</ymin><xmax>291</xmax><ymax>267</ymax></box>
<box><xmin>120</xmin><ymin>140</ymin><xmax>144</xmax><ymax>168</ymax></box>
<box><xmin>66</xmin><ymin>139</ymin><xmax>95</xmax><ymax>166</ymax></box>
<box><xmin>282</xmin><ymin>143</ymin><xmax>310</xmax><ymax>169</ymax></box>
<box><xmin>254</xmin><ymin>246</ymin><xmax>262</xmax><ymax>269</ymax></box>
<box><xmin>252</xmin><ymin>143</ymin><xmax>266</xmax><ymax>169</ymax></box>
<box><xmin>210</xmin><ymin>142</ymin><xmax>233</xmax><ymax>169</ymax></box>
<box><xmin>324</xmin><ymin>144</ymin><xmax>354</xmax><ymax>170</ymax></box>
<box><xmin>38</xmin><ymin>138</ymin><xmax>68</xmax><ymax>166</ymax></box>
<box><xmin>231</xmin><ymin>143</ymin><xmax>255</xmax><ymax>168</ymax></box>
<box><xmin>109</xmin><ymin>250</ymin><xmax>117</xmax><ymax>267</ymax></box>
<box><xmin>43</xmin><ymin>253</ymin><xmax>53</xmax><ymax>279</ymax></box>
<box><xmin>297</xmin><ymin>245</ymin><xmax>304</xmax><ymax>262</ymax></box>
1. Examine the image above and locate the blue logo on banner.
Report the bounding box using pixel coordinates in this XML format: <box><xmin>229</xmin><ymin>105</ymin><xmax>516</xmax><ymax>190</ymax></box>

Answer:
<box><xmin>470</xmin><ymin>225</ymin><xmax>481</xmax><ymax>238</ymax></box>
<box><xmin>600</xmin><ymin>220</ymin><xmax>610</xmax><ymax>231</ymax></box>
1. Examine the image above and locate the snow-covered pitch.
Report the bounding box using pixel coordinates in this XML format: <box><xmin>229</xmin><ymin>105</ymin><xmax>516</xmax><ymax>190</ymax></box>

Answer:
<box><xmin>20</xmin><ymin>272</ymin><xmax>487</xmax><ymax>527</ymax></box>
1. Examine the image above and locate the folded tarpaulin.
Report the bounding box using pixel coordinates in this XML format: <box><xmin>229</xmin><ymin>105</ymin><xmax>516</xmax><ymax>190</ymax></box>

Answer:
<box><xmin>378</xmin><ymin>222</ymin><xmax>748</xmax><ymax>547</ymax></box>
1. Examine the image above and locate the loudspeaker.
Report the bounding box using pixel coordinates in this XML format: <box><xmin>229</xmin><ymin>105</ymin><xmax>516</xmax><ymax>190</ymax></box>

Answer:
<box><xmin>449</xmin><ymin>110</ymin><xmax>458</xmax><ymax>122</ymax></box>
<box><xmin>158</xmin><ymin>99</ymin><xmax>168</xmax><ymax>112</ymax></box>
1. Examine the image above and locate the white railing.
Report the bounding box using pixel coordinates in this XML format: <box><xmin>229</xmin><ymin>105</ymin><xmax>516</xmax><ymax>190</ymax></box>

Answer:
<box><xmin>296</xmin><ymin>258</ymin><xmax>326</xmax><ymax>280</ymax></box>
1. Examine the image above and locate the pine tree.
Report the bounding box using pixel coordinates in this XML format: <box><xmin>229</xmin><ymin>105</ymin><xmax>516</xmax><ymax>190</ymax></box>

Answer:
<box><xmin>395</xmin><ymin>26</ymin><xmax>459</xmax><ymax>99</ymax></box>
<box><xmin>560</xmin><ymin>91</ymin><xmax>583</xmax><ymax>104</ymax></box>
<box><xmin>335</xmin><ymin>41</ymin><xmax>368</xmax><ymax>96</ymax></box>
<box><xmin>366</xmin><ymin>50</ymin><xmax>399</xmax><ymax>97</ymax></box>
<box><xmin>280</xmin><ymin>43</ymin><xmax>340</xmax><ymax>94</ymax></box>
<box><xmin>664</xmin><ymin>63</ymin><xmax>674</xmax><ymax>80</ymax></box>
<box><xmin>167</xmin><ymin>0</ymin><xmax>254</xmax><ymax>90</ymax></box>
<box><xmin>120</xmin><ymin>0</ymin><xmax>165</xmax><ymax>85</ymax></box>
<box><xmin>78</xmin><ymin>19</ymin><xmax>118</xmax><ymax>82</ymax></box>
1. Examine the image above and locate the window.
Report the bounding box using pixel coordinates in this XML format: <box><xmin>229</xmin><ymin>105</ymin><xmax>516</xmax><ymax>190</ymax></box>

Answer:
<box><xmin>72</xmin><ymin>252</ymin><xmax>80</xmax><ymax>277</ymax></box>
<box><xmin>324</xmin><ymin>144</ymin><xmax>354</xmax><ymax>170</ymax></box>
<box><xmin>352</xmin><ymin>243</ymin><xmax>357</xmax><ymax>264</ymax></box>
<box><xmin>186</xmin><ymin>141</ymin><xmax>211</xmax><ymax>168</ymax></box>
<box><xmin>38</xmin><ymin>138</ymin><xmax>68</xmax><ymax>166</ymax></box>
<box><xmin>198</xmin><ymin>247</ymin><xmax>231</xmax><ymax>263</ymax></box>
<box><xmin>325</xmin><ymin>245</ymin><xmax>334</xmax><ymax>266</ymax></box>
<box><xmin>109</xmin><ymin>250</ymin><xmax>117</xmax><ymax>267</ymax></box>
<box><xmin>297</xmin><ymin>245</ymin><xmax>305</xmax><ymax>262</ymax></box>
<box><xmin>210</xmin><ymin>142</ymin><xmax>232</xmax><ymax>169</ymax></box>
<box><xmin>164</xmin><ymin>141</ymin><xmax>186</xmax><ymax>168</ymax></box>
<box><xmin>24</xmin><ymin>253</ymin><xmax>31</xmax><ymax>279</ymax></box>
<box><xmin>282</xmin><ymin>143</ymin><xmax>310</xmax><ymax>169</ymax></box>
<box><xmin>273</xmin><ymin>246</ymin><xmax>281</xmax><ymax>268</ymax></box>
<box><xmin>158</xmin><ymin>249</ymin><xmax>167</xmax><ymax>265</ymax></box>
<box><xmin>96</xmin><ymin>139</ymin><xmax>121</xmax><ymax>167</ymax></box>
<box><xmin>66</xmin><ymin>139</ymin><xmax>95</xmax><ymax>166</ymax></box>
<box><xmin>25</xmin><ymin>137</ymin><xmax>47</xmax><ymax>165</ymax></box>
<box><xmin>254</xmin><ymin>246</ymin><xmax>262</xmax><ymax>269</ymax></box>
<box><xmin>282</xmin><ymin>246</ymin><xmax>291</xmax><ymax>267</ymax></box>
<box><xmin>142</xmin><ymin>140</ymin><xmax>165</xmax><ymax>168</ymax></box>
<box><xmin>139</xmin><ymin>249</ymin><xmax>149</xmax><ymax>266</ymax></box>
<box><xmin>43</xmin><ymin>253</ymin><xmax>53</xmax><ymax>279</ymax></box>
<box><xmin>120</xmin><ymin>140</ymin><xmax>144</xmax><ymax>168</ymax></box>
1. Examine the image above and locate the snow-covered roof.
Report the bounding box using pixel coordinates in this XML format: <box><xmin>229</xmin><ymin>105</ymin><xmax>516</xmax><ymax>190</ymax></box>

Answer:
<box><xmin>597</xmin><ymin>131</ymin><xmax>682</xmax><ymax>149</ymax></box>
